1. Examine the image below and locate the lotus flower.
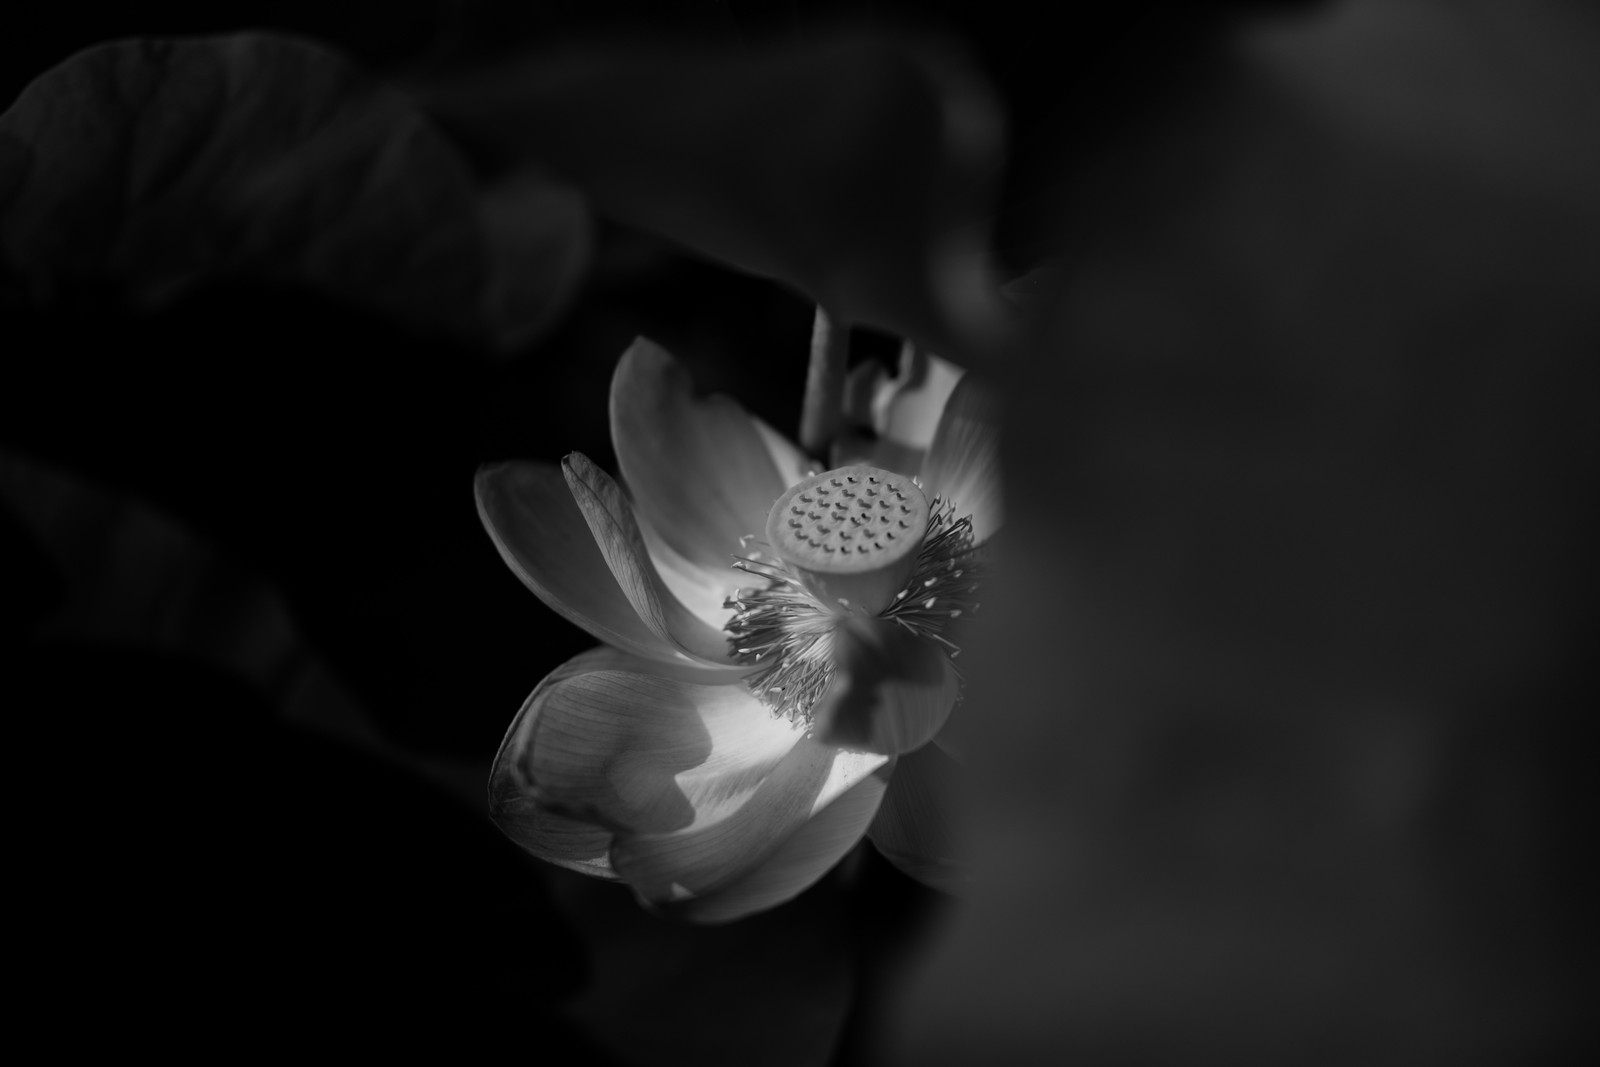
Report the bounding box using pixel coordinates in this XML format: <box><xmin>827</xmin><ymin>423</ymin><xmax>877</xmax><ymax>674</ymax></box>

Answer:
<box><xmin>476</xmin><ymin>337</ymin><xmax>1000</xmax><ymax>921</ymax></box>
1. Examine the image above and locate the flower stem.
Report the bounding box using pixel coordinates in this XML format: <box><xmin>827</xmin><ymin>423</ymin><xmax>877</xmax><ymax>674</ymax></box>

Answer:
<box><xmin>800</xmin><ymin>306</ymin><xmax>849</xmax><ymax>458</ymax></box>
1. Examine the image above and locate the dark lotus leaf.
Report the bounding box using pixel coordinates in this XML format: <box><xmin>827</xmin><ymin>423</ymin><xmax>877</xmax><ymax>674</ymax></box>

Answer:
<box><xmin>0</xmin><ymin>33</ymin><xmax>589</xmax><ymax>350</ymax></box>
<box><xmin>0</xmin><ymin>445</ymin><xmax>490</xmax><ymax>802</ymax></box>
<box><xmin>418</xmin><ymin>31</ymin><xmax>1012</xmax><ymax>364</ymax></box>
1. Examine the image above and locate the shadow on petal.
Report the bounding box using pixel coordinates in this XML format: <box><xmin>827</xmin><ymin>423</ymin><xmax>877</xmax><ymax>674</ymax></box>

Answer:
<box><xmin>613</xmin><ymin>741</ymin><xmax>887</xmax><ymax>906</ymax></box>
<box><xmin>488</xmin><ymin>650</ymin><xmax>625</xmax><ymax>879</ymax></box>
<box><xmin>812</xmin><ymin>616</ymin><xmax>961</xmax><ymax>756</ymax></box>
<box><xmin>511</xmin><ymin>663</ymin><xmax>806</xmax><ymax>839</ymax></box>
<box><xmin>668</xmin><ymin>763</ymin><xmax>892</xmax><ymax>924</ymax></box>
<box><xmin>490</xmin><ymin>646</ymin><xmax>740</xmax><ymax>879</ymax></box>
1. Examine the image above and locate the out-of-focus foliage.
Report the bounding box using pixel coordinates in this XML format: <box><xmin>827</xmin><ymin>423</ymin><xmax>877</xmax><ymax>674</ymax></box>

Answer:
<box><xmin>418</xmin><ymin>30</ymin><xmax>1011</xmax><ymax>365</ymax></box>
<box><xmin>892</xmin><ymin>1</ymin><xmax>1599</xmax><ymax>1062</ymax></box>
<box><xmin>0</xmin><ymin>33</ymin><xmax>589</xmax><ymax>350</ymax></box>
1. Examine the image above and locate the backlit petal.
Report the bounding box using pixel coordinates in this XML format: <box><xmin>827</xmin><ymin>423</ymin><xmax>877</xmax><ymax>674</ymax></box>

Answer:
<box><xmin>922</xmin><ymin>372</ymin><xmax>1002</xmax><ymax>542</ymax></box>
<box><xmin>476</xmin><ymin>461</ymin><xmax>699</xmax><ymax>666</ymax></box>
<box><xmin>810</xmin><ymin>616</ymin><xmax>961</xmax><ymax>756</ymax></box>
<box><xmin>562</xmin><ymin>452</ymin><xmax>737</xmax><ymax>664</ymax></box>
<box><xmin>612</xmin><ymin>742</ymin><xmax>887</xmax><ymax>906</ymax></box>
<box><xmin>638</xmin><ymin>523</ymin><xmax>738</xmax><ymax>632</ymax></box>
<box><xmin>867</xmin><ymin>742</ymin><xmax>969</xmax><ymax>894</ymax></box>
<box><xmin>668</xmin><ymin>765</ymin><xmax>891</xmax><ymax>923</ymax></box>
<box><xmin>833</xmin><ymin>348</ymin><xmax>965</xmax><ymax>477</ymax></box>
<box><xmin>611</xmin><ymin>338</ymin><xmax>790</xmax><ymax>574</ymax></box>
<box><xmin>876</xmin><ymin>349</ymin><xmax>966</xmax><ymax>449</ymax></box>
<box><xmin>515</xmin><ymin>667</ymin><xmax>808</xmax><ymax>836</ymax></box>
<box><xmin>753</xmin><ymin>415</ymin><xmax>814</xmax><ymax>489</ymax></box>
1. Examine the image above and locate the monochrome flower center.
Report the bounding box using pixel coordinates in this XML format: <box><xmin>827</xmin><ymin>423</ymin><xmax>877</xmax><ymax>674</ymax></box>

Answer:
<box><xmin>723</xmin><ymin>464</ymin><xmax>982</xmax><ymax>723</ymax></box>
<box><xmin>765</xmin><ymin>464</ymin><xmax>930</xmax><ymax>616</ymax></box>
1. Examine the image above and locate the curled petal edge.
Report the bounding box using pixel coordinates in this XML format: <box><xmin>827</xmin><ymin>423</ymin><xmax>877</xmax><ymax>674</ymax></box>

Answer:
<box><xmin>475</xmin><ymin>460</ymin><xmax>734</xmax><ymax>671</ymax></box>
<box><xmin>562</xmin><ymin>451</ymin><xmax>738</xmax><ymax>665</ymax></box>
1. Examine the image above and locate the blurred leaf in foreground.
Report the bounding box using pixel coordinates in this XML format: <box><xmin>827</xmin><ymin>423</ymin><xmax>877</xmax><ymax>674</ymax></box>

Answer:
<box><xmin>890</xmin><ymin>0</ymin><xmax>1599</xmax><ymax>1062</ymax></box>
<box><xmin>418</xmin><ymin>29</ymin><xmax>1012</xmax><ymax>365</ymax></box>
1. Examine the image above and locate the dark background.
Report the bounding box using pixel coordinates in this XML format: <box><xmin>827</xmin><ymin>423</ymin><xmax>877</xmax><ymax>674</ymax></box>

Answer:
<box><xmin>26</xmin><ymin>1</ymin><xmax>1575</xmax><ymax>1063</ymax></box>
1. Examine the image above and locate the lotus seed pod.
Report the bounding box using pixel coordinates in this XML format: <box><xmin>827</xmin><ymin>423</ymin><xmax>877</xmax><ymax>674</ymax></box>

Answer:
<box><xmin>765</xmin><ymin>464</ymin><xmax>929</xmax><ymax>615</ymax></box>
